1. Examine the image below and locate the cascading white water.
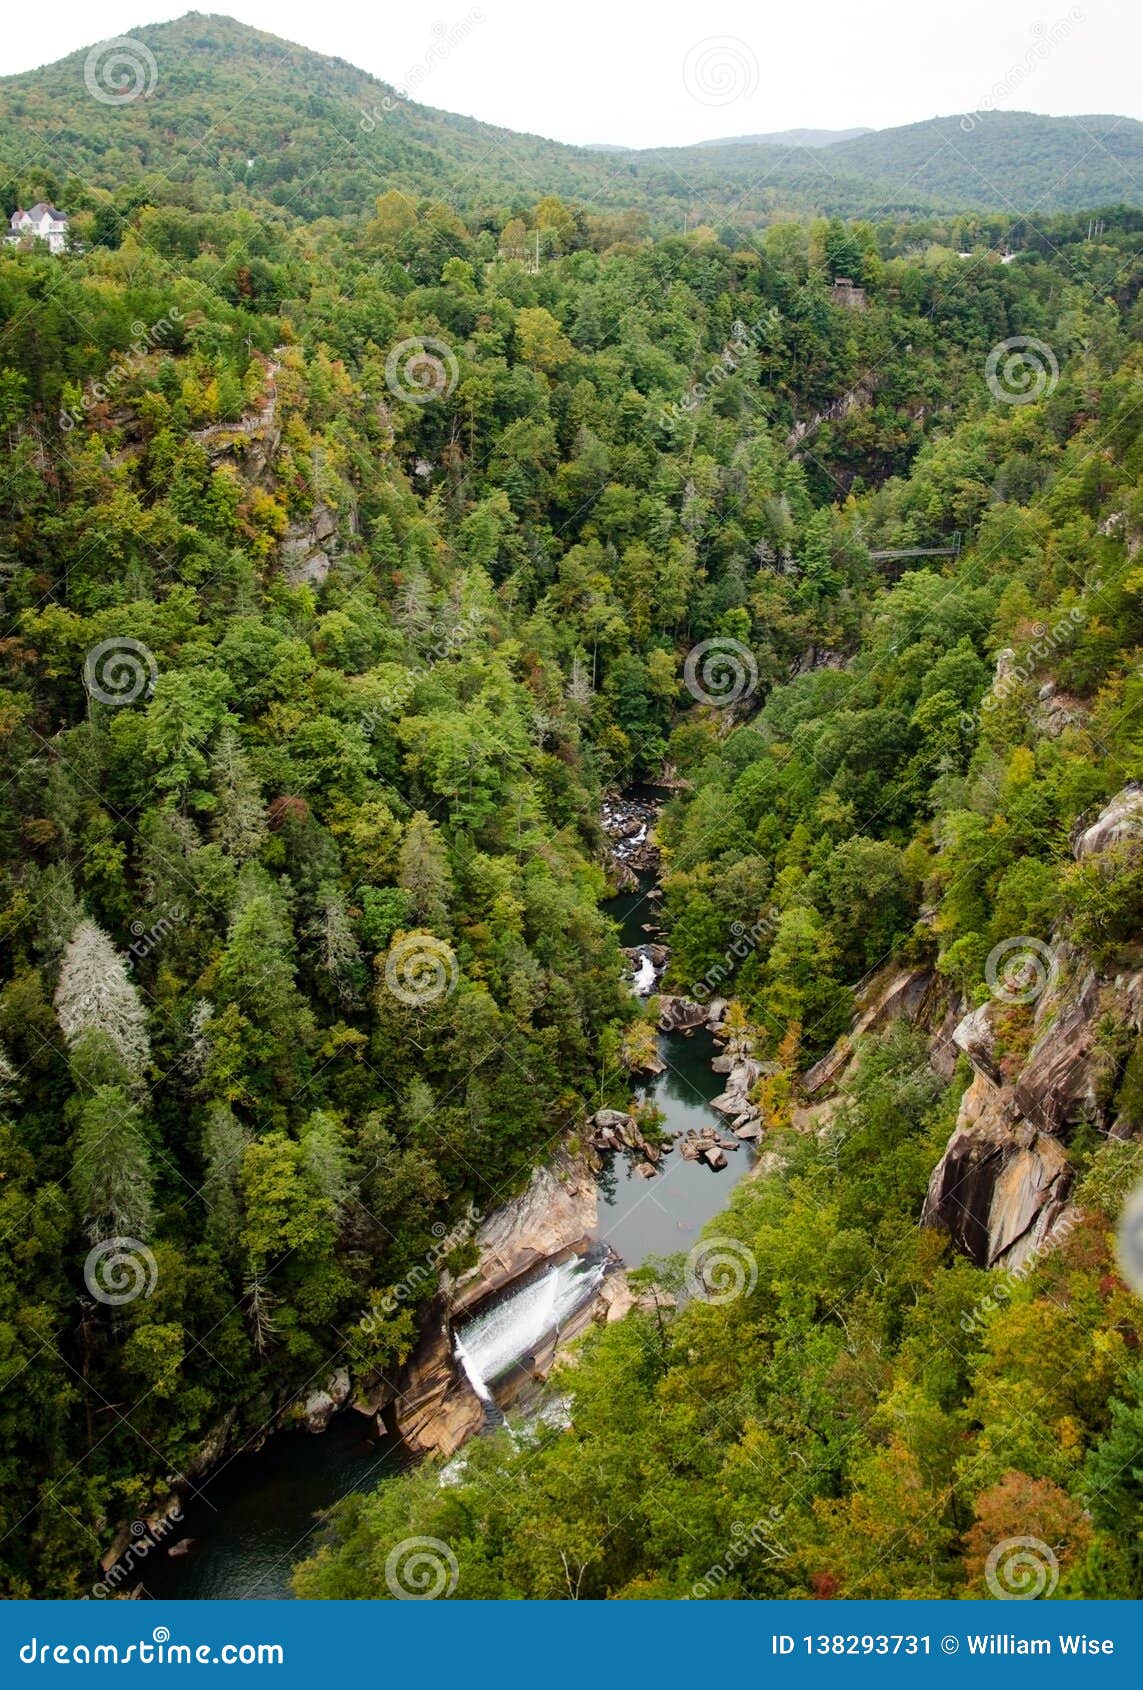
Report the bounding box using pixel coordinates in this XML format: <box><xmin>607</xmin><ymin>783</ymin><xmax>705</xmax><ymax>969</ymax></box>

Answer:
<box><xmin>632</xmin><ymin>950</ymin><xmax>657</xmax><ymax>996</ymax></box>
<box><xmin>453</xmin><ymin>1256</ymin><xmax>607</xmax><ymax>1402</ymax></box>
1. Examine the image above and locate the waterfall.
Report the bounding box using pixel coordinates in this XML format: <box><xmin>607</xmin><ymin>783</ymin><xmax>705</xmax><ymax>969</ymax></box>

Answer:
<box><xmin>452</xmin><ymin>1255</ymin><xmax>607</xmax><ymax>1402</ymax></box>
<box><xmin>632</xmin><ymin>950</ymin><xmax>657</xmax><ymax>996</ymax></box>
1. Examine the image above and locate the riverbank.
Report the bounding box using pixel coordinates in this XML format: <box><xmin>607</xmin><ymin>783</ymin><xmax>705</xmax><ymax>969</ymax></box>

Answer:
<box><xmin>142</xmin><ymin>785</ymin><xmax>761</xmax><ymax>1599</ymax></box>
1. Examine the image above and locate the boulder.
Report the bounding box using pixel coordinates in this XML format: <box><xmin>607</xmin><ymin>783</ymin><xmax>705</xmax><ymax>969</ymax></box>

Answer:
<box><xmin>1073</xmin><ymin>783</ymin><xmax>1143</xmax><ymax>859</ymax></box>
<box><xmin>952</xmin><ymin>1003</ymin><xmax>1002</xmax><ymax>1086</ymax></box>
<box><xmin>592</xmin><ymin>1108</ymin><xmax>634</xmax><ymax>1133</ymax></box>
<box><xmin>701</xmin><ymin>1145</ymin><xmax>728</xmax><ymax>1170</ymax></box>
<box><xmin>921</xmin><ymin>1073</ymin><xmax>1073</xmax><ymax>1268</ymax></box>
<box><xmin>299</xmin><ymin>1366</ymin><xmax>350</xmax><ymax>1433</ymax></box>
<box><xmin>183</xmin><ymin>1410</ymin><xmax>236</xmax><ymax>1481</ymax></box>
<box><xmin>599</xmin><ymin>1273</ymin><xmax>635</xmax><ymax>1323</ymax></box>
<box><xmin>658</xmin><ymin>996</ymin><xmax>708</xmax><ymax>1031</ymax></box>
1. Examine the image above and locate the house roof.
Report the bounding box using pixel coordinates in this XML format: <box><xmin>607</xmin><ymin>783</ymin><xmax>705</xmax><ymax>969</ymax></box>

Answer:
<box><xmin>27</xmin><ymin>202</ymin><xmax>67</xmax><ymax>221</ymax></box>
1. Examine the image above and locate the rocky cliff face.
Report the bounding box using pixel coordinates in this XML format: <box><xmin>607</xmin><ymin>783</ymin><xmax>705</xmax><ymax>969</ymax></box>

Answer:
<box><xmin>373</xmin><ymin>1151</ymin><xmax>603</xmax><ymax>1458</ymax></box>
<box><xmin>449</xmin><ymin>1151</ymin><xmax>598</xmax><ymax>1318</ymax></box>
<box><xmin>921</xmin><ymin>786</ymin><xmax>1143</xmax><ymax>1267</ymax></box>
<box><xmin>796</xmin><ymin>787</ymin><xmax>1143</xmax><ymax>1269</ymax></box>
<box><xmin>921</xmin><ymin>1067</ymin><xmax>1074</xmax><ymax>1269</ymax></box>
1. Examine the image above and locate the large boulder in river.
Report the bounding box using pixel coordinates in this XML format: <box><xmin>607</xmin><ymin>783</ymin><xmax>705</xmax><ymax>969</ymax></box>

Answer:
<box><xmin>658</xmin><ymin>996</ymin><xmax>709</xmax><ymax>1031</ymax></box>
<box><xmin>300</xmin><ymin>1367</ymin><xmax>351</xmax><ymax>1434</ymax></box>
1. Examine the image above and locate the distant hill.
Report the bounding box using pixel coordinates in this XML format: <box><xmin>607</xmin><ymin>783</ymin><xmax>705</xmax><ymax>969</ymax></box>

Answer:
<box><xmin>1</xmin><ymin>14</ymin><xmax>1140</xmax><ymax>227</ymax></box>
<box><xmin>696</xmin><ymin>127</ymin><xmax>875</xmax><ymax>148</ymax></box>
<box><xmin>824</xmin><ymin>111</ymin><xmax>1143</xmax><ymax>208</ymax></box>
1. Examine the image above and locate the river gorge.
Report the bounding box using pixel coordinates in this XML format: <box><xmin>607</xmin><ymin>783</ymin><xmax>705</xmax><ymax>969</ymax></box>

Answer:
<box><xmin>144</xmin><ymin>788</ymin><xmax>758</xmax><ymax>1600</ymax></box>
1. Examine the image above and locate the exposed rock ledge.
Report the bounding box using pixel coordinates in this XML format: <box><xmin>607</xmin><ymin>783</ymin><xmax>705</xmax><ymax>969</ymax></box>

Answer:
<box><xmin>1072</xmin><ymin>782</ymin><xmax>1143</xmax><ymax>860</ymax></box>
<box><xmin>801</xmin><ymin>965</ymin><xmax>961</xmax><ymax>1102</ymax></box>
<box><xmin>363</xmin><ymin>1151</ymin><xmax>603</xmax><ymax>1458</ymax></box>
<box><xmin>922</xmin><ymin>946</ymin><xmax>1143</xmax><ymax>1268</ymax></box>
<box><xmin>448</xmin><ymin>1151</ymin><xmax>598</xmax><ymax>1318</ymax></box>
<box><xmin>921</xmin><ymin>1069</ymin><xmax>1073</xmax><ymax>1269</ymax></box>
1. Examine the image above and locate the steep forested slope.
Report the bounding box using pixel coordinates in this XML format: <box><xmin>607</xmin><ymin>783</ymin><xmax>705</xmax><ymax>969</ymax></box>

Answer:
<box><xmin>295</xmin><ymin>271</ymin><xmax>1143</xmax><ymax>1603</ymax></box>
<box><xmin>2</xmin><ymin>58</ymin><xmax>1143</xmax><ymax>1595</ymax></box>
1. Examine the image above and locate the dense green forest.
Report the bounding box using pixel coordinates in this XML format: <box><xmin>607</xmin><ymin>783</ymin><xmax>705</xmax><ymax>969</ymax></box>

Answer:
<box><xmin>291</xmin><ymin>233</ymin><xmax>1143</xmax><ymax>1600</ymax></box>
<box><xmin>2</xmin><ymin>14</ymin><xmax>1143</xmax><ymax>1602</ymax></box>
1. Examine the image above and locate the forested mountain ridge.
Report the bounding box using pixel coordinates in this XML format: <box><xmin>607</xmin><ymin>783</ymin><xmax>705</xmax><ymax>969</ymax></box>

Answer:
<box><xmin>2</xmin><ymin>13</ymin><xmax>1143</xmax><ymax>1601</ymax></box>
<box><xmin>3</xmin><ymin>14</ymin><xmax>1143</xmax><ymax>229</ymax></box>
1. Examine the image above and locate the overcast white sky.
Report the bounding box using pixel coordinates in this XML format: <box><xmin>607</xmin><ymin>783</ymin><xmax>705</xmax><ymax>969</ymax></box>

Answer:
<box><xmin>4</xmin><ymin>1</ymin><xmax>1141</xmax><ymax>148</ymax></box>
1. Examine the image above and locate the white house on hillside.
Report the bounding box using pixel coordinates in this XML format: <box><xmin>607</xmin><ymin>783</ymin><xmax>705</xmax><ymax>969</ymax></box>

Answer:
<box><xmin>6</xmin><ymin>203</ymin><xmax>69</xmax><ymax>254</ymax></box>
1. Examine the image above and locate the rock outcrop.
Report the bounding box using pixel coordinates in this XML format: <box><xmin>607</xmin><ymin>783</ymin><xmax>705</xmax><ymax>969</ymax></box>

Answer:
<box><xmin>923</xmin><ymin>942</ymin><xmax>1143</xmax><ymax>1268</ymax></box>
<box><xmin>921</xmin><ymin>1070</ymin><xmax>1073</xmax><ymax>1269</ymax></box>
<box><xmin>1072</xmin><ymin>783</ymin><xmax>1143</xmax><ymax>860</ymax></box>
<box><xmin>449</xmin><ymin>1151</ymin><xmax>598</xmax><ymax>1318</ymax></box>
<box><xmin>387</xmin><ymin>1297</ymin><xmax>485</xmax><ymax>1458</ymax></box>
<box><xmin>658</xmin><ymin>994</ymin><xmax>726</xmax><ymax>1034</ymax></box>
<box><xmin>279</xmin><ymin>502</ymin><xmax>338</xmax><ymax>587</ymax></box>
<box><xmin>802</xmin><ymin>965</ymin><xmax>961</xmax><ymax>1099</ymax></box>
<box><xmin>299</xmin><ymin>1367</ymin><xmax>351</xmax><ymax>1434</ymax></box>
